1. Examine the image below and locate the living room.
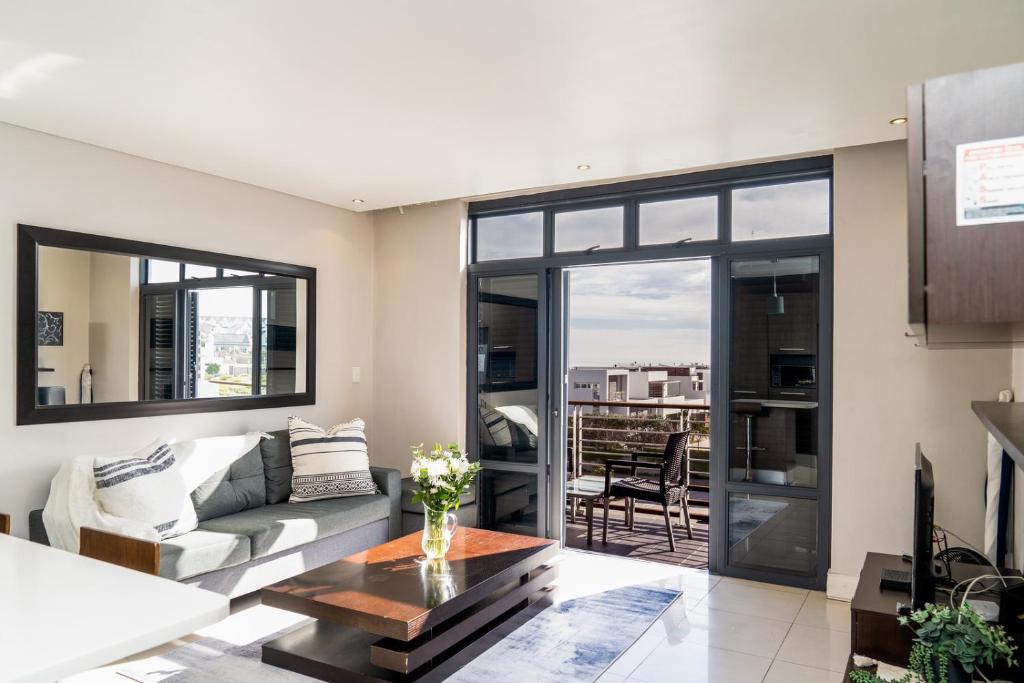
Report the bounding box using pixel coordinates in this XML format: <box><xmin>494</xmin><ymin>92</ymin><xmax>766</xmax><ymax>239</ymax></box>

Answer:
<box><xmin>3</xmin><ymin>3</ymin><xmax>1024</xmax><ymax>682</ymax></box>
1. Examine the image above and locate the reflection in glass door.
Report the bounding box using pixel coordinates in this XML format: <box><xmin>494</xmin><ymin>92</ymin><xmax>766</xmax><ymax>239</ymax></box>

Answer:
<box><xmin>722</xmin><ymin>255</ymin><xmax>829</xmax><ymax>585</ymax></box>
<box><xmin>471</xmin><ymin>272</ymin><xmax>547</xmax><ymax>537</ymax></box>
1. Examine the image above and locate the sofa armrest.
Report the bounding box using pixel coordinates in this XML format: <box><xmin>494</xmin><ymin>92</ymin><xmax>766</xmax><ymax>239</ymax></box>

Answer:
<box><xmin>29</xmin><ymin>509</ymin><xmax>49</xmax><ymax>545</ymax></box>
<box><xmin>80</xmin><ymin>527</ymin><xmax>160</xmax><ymax>575</ymax></box>
<box><xmin>371</xmin><ymin>466</ymin><xmax>403</xmax><ymax>540</ymax></box>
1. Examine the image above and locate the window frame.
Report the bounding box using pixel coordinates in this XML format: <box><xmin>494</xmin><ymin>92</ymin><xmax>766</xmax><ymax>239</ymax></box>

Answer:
<box><xmin>138</xmin><ymin>274</ymin><xmax>297</xmax><ymax>401</ymax></box>
<box><xmin>468</xmin><ymin>155</ymin><xmax>833</xmax><ymax>270</ymax></box>
<box><xmin>728</xmin><ymin>175</ymin><xmax>833</xmax><ymax>243</ymax></box>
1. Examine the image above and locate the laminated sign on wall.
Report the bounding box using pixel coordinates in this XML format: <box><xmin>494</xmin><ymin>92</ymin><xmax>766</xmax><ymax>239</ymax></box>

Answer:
<box><xmin>955</xmin><ymin>135</ymin><xmax>1024</xmax><ymax>226</ymax></box>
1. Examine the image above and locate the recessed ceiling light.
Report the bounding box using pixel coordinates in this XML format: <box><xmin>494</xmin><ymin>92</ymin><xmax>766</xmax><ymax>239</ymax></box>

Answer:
<box><xmin>889</xmin><ymin>116</ymin><xmax>908</xmax><ymax>125</ymax></box>
<box><xmin>576</xmin><ymin>163</ymin><xmax>591</xmax><ymax>171</ymax></box>
<box><xmin>352</xmin><ymin>198</ymin><xmax>365</xmax><ymax>204</ymax></box>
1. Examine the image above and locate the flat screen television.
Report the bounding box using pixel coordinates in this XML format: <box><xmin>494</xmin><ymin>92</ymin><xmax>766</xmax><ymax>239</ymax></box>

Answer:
<box><xmin>912</xmin><ymin>446</ymin><xmax>936</xmax><ymax>609</ymax></box>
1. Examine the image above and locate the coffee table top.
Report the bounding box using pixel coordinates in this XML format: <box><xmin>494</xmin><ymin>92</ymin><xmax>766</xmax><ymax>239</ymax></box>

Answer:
<box><xmin>262</xmin><ymin>527</ymin><xmax>558</xmax><ymax>641</ymax></box>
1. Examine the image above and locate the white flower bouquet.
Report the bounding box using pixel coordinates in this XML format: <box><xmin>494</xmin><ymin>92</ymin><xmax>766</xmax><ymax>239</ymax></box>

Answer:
<box><xmin>410</xmin><ymin>443</ymin><xmax>481</xmax><ymax>559</ymax></box>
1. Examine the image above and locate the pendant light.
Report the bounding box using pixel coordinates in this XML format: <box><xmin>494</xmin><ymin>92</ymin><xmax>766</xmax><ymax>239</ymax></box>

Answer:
<box><xmin>768</xmin><ymin>259</ymin><xmax>785</xmax><ymax>315</ymax></box>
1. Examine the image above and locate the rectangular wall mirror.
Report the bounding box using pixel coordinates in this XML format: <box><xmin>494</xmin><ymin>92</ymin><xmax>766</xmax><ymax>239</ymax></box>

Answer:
<box><xmin>17</xmin><ymin>224</ymin><xmax>316</xmax><ymax>424</ymax></box>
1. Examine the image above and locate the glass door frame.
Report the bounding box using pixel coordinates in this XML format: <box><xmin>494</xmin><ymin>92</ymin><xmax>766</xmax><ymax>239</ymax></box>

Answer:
<box><xmin>711</xmin><ymin>246</ymin><xmax>833</xmax><ymax>589</ymax></box>
<box><xmin>466</xmin><ymin>156</ymin><xmax>834</xmax><ymax>584</ymax></box>
<box><xmin>467</xmin><ymin>267</ymin><xmax>551</xmax><ymax>539</ymax></box>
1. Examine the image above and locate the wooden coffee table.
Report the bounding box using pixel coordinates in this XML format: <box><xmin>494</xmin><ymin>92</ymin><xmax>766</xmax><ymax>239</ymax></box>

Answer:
<box><xmin>261</xmin><ymin>527</ymin><xmax>559</xmax><ymax>682</ymax></box>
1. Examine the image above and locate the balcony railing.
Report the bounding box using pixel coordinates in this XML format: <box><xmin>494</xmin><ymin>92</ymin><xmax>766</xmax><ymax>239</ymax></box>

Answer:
<box><xmin>567</xmin><ymin>399</ymin><xmax>710</xmax><ymax>489</ymax></box>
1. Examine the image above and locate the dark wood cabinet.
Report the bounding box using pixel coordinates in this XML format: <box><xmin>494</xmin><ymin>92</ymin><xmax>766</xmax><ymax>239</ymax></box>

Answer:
<box><xmin>767</xmin><ymin>291</ymin><xmax>817</xmax><ymax>354</ymax></box>
<box><xmin>908</xmin><ymin>61</ymin><xmax>1024</xmax><ymax>328</ymax></box>
<box><xmin>730</xmin><ymin>281</ymin><xmax>769</xmax><ymax>399</ymax></box>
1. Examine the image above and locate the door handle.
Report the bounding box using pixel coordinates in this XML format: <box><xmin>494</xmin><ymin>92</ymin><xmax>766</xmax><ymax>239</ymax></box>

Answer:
<box><xmin>779</xmin><ymin>391</ymin><xmax>806</xmax><ymax>397</ymax></box>
<box><xmin>778</xmin><ymin>347</ymin><xmax>806</xmax><ymax>352</ymax></box>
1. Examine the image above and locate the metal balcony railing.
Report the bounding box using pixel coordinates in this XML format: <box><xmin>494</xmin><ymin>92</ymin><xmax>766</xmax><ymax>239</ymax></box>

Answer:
<box><xmin>567</xmin><ymin>399</ymin><xmax>710</xmax><ymax>492</ymax></box>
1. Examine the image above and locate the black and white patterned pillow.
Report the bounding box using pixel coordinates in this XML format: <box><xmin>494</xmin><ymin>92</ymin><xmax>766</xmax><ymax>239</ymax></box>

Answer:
<box><xmin>93</xmin><ymin>441</ymin><xmax>198</xmax><ymax>539</ymax></box>
<box><xmin>287</xmin><ymin>416</ymin><xmax>378</xmax><ymax>503</ymax></box>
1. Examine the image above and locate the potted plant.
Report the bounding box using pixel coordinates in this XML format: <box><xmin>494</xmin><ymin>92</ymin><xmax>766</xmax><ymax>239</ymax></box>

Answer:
<box><xmin>410</xmin><ymin>443</ymin><xmax>481</xmax><ymax>561</ymax></box>
<box><xmin>850</xmin><ymin>602</ymin><xmax>1016</xmax><ymax>683</ymax></box>
<box><xmin>902</xmin><ymin>603</ymin><xmax>1016</xmax><ymax>682</ymax></box>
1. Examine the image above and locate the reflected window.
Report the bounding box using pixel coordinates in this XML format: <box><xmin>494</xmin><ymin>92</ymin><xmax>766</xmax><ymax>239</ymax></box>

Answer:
<box><xmin>477</xmin><ymin>275</ymin><xmax>539</xmax><ymax>464</ymax></box>
<box><xmin>146</xmin><ymin>259</ymin><xmax>180</xmax><ymax>283</ymax></box>
<box><xmin>475</xmin><ymin>212</ymin><xmax>543</xmax><ymax>261</ymax></box>
<box><xmin>184</xmin><ymin>264</ymin><xmax>218</xmax><ymax>279</ymax></box>
<box><xmin>639</xmin><ymin>195</ymin><xmax>718</xmax><ymax>245</ymax></box>
<box><xmin>554</xmin><ymin>206</ymin><xmax>624</xmax><ymax>253</ymax></box>
<box><xmin>189</xmin><ymin>288</ymin><xmax>254</xmax><ymax>398</ymax></box>
<box><xmin>731</xmin><ymin>179</ymin><xmax>830</xmax><ymax>241</ymax></box>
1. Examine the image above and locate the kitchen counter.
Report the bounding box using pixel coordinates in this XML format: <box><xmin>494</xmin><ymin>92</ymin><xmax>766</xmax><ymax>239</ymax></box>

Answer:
<box><xmin>972</xmin><ymin>400</ymin><xmax>1024</xmax><ymax>469</ymax></box>
<box><xmin>731</xmin><ymin>398</ymin><xmax>819</xmax><ymax>410</ymax></box>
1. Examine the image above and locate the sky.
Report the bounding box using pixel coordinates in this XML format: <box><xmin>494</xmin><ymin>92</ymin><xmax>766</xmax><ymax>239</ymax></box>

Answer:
<box><xmin>568</xmin><ymin>259</ymin><xmax>711</xmax><ymax>367</ymax></box>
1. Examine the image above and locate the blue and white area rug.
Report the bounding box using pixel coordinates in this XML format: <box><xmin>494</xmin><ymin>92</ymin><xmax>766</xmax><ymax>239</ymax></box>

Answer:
<box><xmin>446</xmin><ymin>584</ymin><xmax>680</xmax><ymax>682</ymax></box>
<box><xmin>113</xmin><ymin>584</ymin><xmax>680</xmax><ymax>683</ymax></box>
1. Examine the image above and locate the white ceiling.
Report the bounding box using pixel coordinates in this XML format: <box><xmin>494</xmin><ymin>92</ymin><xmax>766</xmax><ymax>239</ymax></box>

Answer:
<box><xmin>1</xmin><ymin>1</ymin><xmax>1023</xmax><ymax>212</ymax></box>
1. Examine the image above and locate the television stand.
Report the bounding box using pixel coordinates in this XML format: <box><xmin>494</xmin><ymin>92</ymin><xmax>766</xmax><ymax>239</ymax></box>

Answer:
<box><xmin>846</xmin><ymin>552</ymin><xmax>1023</xmax><ymax>682</ymax></box>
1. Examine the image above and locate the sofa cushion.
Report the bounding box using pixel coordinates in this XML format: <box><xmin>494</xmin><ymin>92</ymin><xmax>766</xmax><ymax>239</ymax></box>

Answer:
<box><xmin>159</xmin><ymin>529</ymin><xmax>252</xmax><ymax>581</ymax></box>
<box><xmin>287</xmin><ymin>416</ymin><xmax>377</xmax><ymax>503</ymax></box>
<box><xmin>197</xmin><ymin>494</ymin><xmax>390</xmax><ymax>558</ymax></box>
<box><xmin>261</xmin><ymin>429</ymin><xmax>293</xmax><ymax>504</ymax></box>
<box><xmin>190</xmin><ymin>445</ymin><xmax>266</xmax><ymax>522</ymax></box>
<box><xmin>400</xmin><ymin>476</ymin><xmax>477</xmax><ymax>514</ymax></box>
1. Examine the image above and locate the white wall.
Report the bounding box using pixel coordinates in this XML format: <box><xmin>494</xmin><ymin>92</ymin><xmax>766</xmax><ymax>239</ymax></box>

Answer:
<box><xmin>370</xmin><ymin>201</ymin><xmax>467</xmax><ymax>473</ymax></box>
<box><xmin>830</xmin><ymin>141</ymin><xmax>1012</xmax><ymax>595</ymax></box>
<box><xmin>37</xmin><ymin>246</ymin><xmax>92</xmax><ymax>404</ymax></box>
<box><xmin>0</xmin><ymin>122</ymin><xmax>375</xmax><ymax>537</ymax></box>
<box><xmin>87</xmin><ymin>252</ymin><xmax>138</xmax><ymax>403</ymax></box>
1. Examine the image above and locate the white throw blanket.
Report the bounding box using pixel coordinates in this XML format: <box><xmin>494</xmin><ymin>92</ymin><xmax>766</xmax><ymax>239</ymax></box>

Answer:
<box><xmin>43</xmin><ymin>432</ymin><xmax>270</xmax><ymax>553</ymax></box>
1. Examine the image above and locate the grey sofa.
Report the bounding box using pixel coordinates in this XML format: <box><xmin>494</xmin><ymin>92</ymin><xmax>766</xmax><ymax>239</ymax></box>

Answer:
<box><xmin>29</xmin><ymin>429</ymin><xmax>402</xmax><ymax>598</ymax></box>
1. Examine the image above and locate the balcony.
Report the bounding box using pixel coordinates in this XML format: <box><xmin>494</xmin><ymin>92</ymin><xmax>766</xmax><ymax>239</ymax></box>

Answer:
<box><xmin>565</xmin><ymin>399</ymin><xmax>710</xmax><ymax>569</ymax></box>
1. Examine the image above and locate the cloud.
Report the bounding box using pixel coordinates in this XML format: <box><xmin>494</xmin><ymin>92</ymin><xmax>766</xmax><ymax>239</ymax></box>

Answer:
<box><xmin>569</xmin><ymin>260</ymin><xmax>711</xmax><ymax>365</ymax></box>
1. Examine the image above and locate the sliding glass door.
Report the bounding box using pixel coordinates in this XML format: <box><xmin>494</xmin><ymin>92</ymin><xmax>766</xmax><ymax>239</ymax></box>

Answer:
<box><xmin>469</xmin><ymin>270</ymin><xmax>549</xmax><ymax>538</ymax></box>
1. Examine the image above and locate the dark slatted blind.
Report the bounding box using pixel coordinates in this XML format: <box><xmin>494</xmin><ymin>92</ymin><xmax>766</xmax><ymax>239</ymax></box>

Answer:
<box><xmin>143</xmin><ymin>293</ymin><xmax>176</xmax><ymax>400</ymax></box>
<box><xmin>185</xmin><ymin>292</ymin><xmax>198</xmax><ymax>398</ymax></box>
<box><xmin>263</xmin><ymin>287</ymin><xmax>297</xmax><ymax>395</ymax></box>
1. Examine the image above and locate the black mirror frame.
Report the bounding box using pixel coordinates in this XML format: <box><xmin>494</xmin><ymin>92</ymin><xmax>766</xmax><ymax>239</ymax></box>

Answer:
<box><xmin>16</xmin><ymin>224</ymin><xmax>317</xmax><ymax>425</ymax></box>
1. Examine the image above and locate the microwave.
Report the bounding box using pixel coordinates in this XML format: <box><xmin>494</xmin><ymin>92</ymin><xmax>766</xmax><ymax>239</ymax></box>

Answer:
<box><xmin>770</xmin><ymin>354</ymin><xmax>816</xmax><ymax>389</ymax></box>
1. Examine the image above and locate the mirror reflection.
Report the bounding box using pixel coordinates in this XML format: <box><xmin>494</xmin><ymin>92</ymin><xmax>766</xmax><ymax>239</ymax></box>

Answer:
<box><xmin>36</xmin><ymin>246</ymin><xmax>306</xmax><ymax>406</ymax></box>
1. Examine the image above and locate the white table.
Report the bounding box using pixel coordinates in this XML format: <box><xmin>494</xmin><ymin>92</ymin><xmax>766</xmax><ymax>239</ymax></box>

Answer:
<box><xmin>0</xmin><ymin>533</ymin><xmax>229</xmax><ymax>683</ymax></box>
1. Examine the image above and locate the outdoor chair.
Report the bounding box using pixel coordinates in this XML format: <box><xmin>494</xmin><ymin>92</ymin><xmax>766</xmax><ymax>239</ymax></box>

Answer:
<box><xmin>601</xmin><ymin>430</ymin><xmax>693</xmax><ymax>552</ymax></box>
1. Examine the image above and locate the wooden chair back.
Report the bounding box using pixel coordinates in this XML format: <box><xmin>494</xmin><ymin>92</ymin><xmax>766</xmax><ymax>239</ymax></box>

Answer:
<box><xmin>80</xmin><ymin>527</ymin><xmax>160</xmax><ymax>575</ymax></box>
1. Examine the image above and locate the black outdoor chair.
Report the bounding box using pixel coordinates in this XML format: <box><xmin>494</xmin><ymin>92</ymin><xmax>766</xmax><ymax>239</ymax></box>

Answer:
<box><xmin>602</xmin><ymin>430</ymin><xmax>693</xmax><ymax>552</ymax></box>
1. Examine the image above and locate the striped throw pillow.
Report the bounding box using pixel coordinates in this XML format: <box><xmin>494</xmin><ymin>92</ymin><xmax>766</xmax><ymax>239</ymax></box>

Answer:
<box><xmin>288</xmin><ymin>416</ymin><xmax>378</xmax><ymax>503</ymax></box>
<box><xmin>93</xmin><ymin>441</ymin><xmax>198</xmax><ymax>539</ymax></box>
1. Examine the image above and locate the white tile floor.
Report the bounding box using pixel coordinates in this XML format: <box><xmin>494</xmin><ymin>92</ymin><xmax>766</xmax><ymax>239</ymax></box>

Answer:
<box><xmin>577</xmin><ymin>551</ymin><xmax>852</xmax><ymax>683</ymax></box>
<box><xmin>66</xmin><ymin>549</ymin><xmax>850</xmax><ymax>683</ymax></box>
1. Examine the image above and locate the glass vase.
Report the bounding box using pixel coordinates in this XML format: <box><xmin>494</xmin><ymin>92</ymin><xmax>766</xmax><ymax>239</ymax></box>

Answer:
<box><xmin>421</xmin><ymin>503</ymin><xmax>458</xmax><ymax>560</ymax></box>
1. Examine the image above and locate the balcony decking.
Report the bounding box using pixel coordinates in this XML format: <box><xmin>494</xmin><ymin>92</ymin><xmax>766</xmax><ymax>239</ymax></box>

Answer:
<box><xmin>566</xmin><ymin>400</ymin><xmax>710</xmax><ymax>570</ymax></box>
<box><xmin>565</xmin><ymin>508</ymin><xmax>709</xmax><ymax>569</ymax></box>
